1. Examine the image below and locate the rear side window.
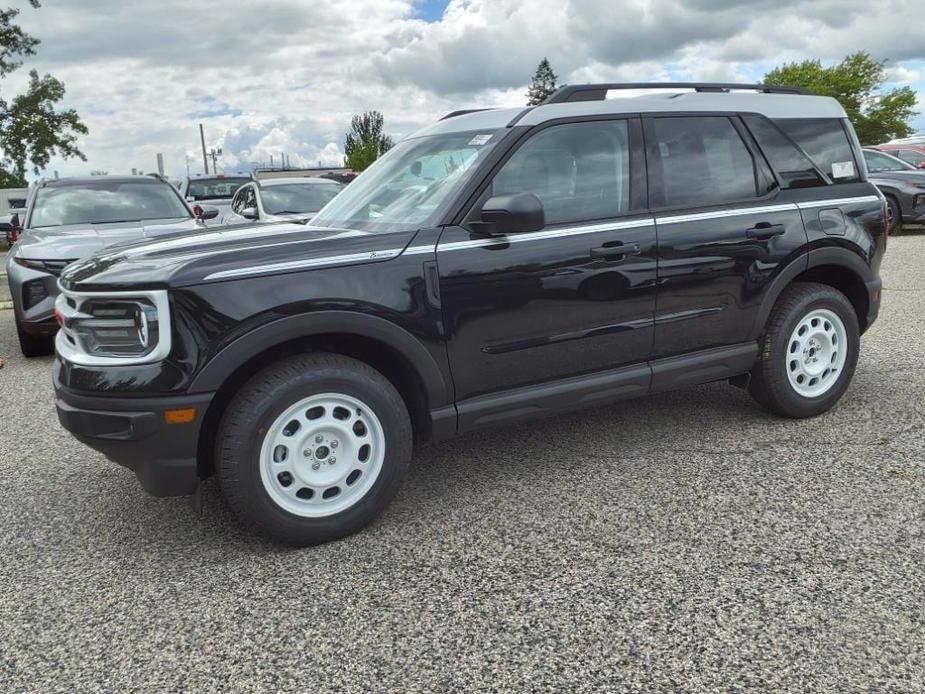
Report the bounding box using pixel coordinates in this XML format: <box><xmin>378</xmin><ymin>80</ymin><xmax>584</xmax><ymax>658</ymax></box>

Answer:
<box><xmin>896</xmin><ymin>149</ymin><xmax>925</xmax><ymax>167</ymax></box>
<box><xmin>774</xmin><ymin>119</ymin><xmax>860</xmax><ymax>183</ymax></box>
<box><xmin>651</xmin><ymin>116</ymin><xmax>762</xmax><ymax>207</ymax></box>
<box><xmin>741</xmin><ymin>114</ymin><xmax>826</xmax><ymax>189</ymax></box>
<box><xmin>492</xmin><ymin>120</ymin><xmax>632</xmax><ymax>225</ymax></box>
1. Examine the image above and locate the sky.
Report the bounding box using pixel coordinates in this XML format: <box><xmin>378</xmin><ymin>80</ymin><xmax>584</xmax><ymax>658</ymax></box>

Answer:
<box><xmin>3</xmin><ymin>0</ymin><xmax>924</xmax><ymax>180</ymax></box>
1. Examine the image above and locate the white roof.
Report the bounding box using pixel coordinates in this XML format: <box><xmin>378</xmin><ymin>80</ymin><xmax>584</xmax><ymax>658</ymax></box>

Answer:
<box><xmin>413</xmin><ymin>90</ymin><xmax>847</xmax><ymax>138</ymax></box>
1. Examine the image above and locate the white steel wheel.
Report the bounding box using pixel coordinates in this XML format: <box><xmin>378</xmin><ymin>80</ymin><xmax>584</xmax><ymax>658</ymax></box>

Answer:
<box><xmin>259</xmin><ymin>392</ymin><xmax>386</xmax><ymax>518</ymax></box>
<box><xmin>785</xmin><ymin>308</ymin><xmax>847</xmax><ymax>398</ymax></box>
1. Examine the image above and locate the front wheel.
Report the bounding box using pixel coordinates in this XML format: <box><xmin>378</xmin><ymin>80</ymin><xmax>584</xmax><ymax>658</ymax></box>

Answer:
<box><xmin>16</xmin><ymin>318</ymin><xmax>55</xmax><ymax>358</ymax></box>
<box><xmin>885</xmin><ymin>195</ymin><xmax>901</xmax><ymax>235</ymax></box>
<box><xmin>217</xmin><ymin>353</ymin><xmax>412</xmax><ymax>546</ymax></box>
<box><xmin>749</xmin><ymin>282</ymin><xmax>860</xmax><ymax>418</ymax></box>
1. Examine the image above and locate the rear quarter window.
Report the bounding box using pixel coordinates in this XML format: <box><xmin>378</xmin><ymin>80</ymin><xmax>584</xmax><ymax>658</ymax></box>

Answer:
<box><xmin>741</xmin><ymin>114</ymin><xmax>827</xmax><ymax>189</ymax></box>
<box><xmin>773</xmin><ymin>118</ymin><xmax>861</xmax><ymax>183</ymax></box>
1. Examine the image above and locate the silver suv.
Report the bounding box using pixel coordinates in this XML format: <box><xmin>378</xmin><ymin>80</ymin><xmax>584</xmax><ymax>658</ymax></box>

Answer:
<box><xmin>5</xmin><ymin>175</ymin><xmax>214</xmax><ymax>356</ymax></box>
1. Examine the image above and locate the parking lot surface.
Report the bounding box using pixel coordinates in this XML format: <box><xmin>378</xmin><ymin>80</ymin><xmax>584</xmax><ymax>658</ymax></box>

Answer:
<box><xmin>1</xmin><ymin>236</ymin><xmax>924</xmax><ymax>692</ymax></box>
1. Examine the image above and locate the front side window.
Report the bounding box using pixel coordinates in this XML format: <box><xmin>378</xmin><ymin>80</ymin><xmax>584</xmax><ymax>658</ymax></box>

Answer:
<box><xmin>863</xmin><ymin>150</ymin><xmax>913</xmax><ymax>173</ymax></box>
<box><xmin>652</xmin><ymin>116</ymin><xmax>760</xmax><ymax>207</ymax></box>
<box><xmin>231</xmin><ymin>185</ymin><xmax>249</xmax><ymax>214</ymax></box>
<box><xmin>490</xmin><ymin>120</ymin><xmax>631</xmax><ymax>225</ymax></box>
<box><xmin>260</xmin><ymin>183</ymin><xmax>344</xmax><ymax>215</ymax></box>
<box><xmin>29</xmin><ymin>181</ymin><xmax>190</xmax><ymax>228</ymax></box>
<box><xmin>310</xmin><ymin>129</ymin><xmax>504</xmax><ymax>232</ymax></box>
<box><xmin>774</xmin><ymin>119</ymin><xmax>861</xmax><ymax>182</ymax></box>
<box><xmin>185</xmin><ymin>177</ymin><xmax>250</xmax><ymax>201</ymax></box>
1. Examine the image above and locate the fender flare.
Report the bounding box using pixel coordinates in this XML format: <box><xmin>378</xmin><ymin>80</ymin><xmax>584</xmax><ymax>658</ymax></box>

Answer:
<box><xmin>189</xmin><ymin>310</ymin><xmax>451</xmax><ymax>406</ymax></box>
<box><xmin>748</xmin><ymin>247</ymin><xmax>873</xmax><ymax>341</ymax></box>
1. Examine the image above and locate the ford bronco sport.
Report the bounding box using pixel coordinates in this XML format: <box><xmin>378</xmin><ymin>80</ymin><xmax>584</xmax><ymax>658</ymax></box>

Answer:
<box><xmin>54</xmin><ymin>83</ymin><xmax>886</xmax><ymax>545</ymax></box>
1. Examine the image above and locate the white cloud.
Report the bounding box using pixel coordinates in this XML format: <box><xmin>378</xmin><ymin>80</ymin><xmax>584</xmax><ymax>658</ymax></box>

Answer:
<box><xmin>5</xmin><ymin>0</ymin><xmax>924</xmax><ymax>179</ymax></box>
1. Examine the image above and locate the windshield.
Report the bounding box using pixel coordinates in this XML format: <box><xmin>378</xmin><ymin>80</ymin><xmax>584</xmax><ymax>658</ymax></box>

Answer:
<box><xmin>29</xmin><ymin>181</ymin><xmax>191</xmax><ymax>228</ymax></box>
<box><xmin>310</xmin><ymin>129</ymin><xmax>504</xmax><ymax>231</ymax></box>
<box><xmin>262</xmin><ymin>182</ymin><xmax>344</xmax><ymax>215</ymax></box>
<box><xmin>186</xmin><ymin>177</ymin><xmax>251</xmax><ymax>200</ymax></box>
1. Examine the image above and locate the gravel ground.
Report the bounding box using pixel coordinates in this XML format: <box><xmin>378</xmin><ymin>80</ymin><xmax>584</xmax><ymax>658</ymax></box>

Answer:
<box><xmin>1</xmin><ymin>236</ymin><xmax>924</xmax><ymax>692</ymax></box>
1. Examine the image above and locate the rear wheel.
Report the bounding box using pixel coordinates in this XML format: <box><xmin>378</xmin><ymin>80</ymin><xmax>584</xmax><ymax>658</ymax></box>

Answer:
<box><xmin>217</xmin><ymin>353</ymin><xmax>412</xmax><ymax>546</ymax></box>
<box><xmin>749</xmin><ymin>282</ymin><xmax>859</xmax><ymax>418</ymax></box>
<box><xmin>16</xmin><ymin>318</ymin><xmax>54</xmax><ymax>358</ymax></box>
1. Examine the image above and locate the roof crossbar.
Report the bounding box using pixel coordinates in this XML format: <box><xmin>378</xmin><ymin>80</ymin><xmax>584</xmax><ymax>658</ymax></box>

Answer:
<box><xmin>543</xmin><ymin>82</ymin><xmax>813</xmax><ymax>104</ymax></box>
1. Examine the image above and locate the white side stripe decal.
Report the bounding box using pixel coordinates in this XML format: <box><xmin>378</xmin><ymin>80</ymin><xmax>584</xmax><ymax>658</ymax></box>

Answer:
<box><xmin>204</xmin><ymin>248</ymin><xmax>403</xmax><ymax>280</ymax></box>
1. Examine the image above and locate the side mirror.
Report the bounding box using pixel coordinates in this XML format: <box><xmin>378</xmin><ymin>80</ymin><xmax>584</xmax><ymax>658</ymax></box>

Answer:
<box><xmin>473</xmin><ymin>193</ymin><xmax>545</xmax><ymax>236</ymax></box>
<box><xmin>199</xmin><ymin>205</ymin><xmax>220</xmax><ymax>221</ymax></box>
<box><xmin>917</xmin><ymin>161</ymin><xmax>925</xmax><ymax>170</ymax></box>
<box><xmin>241</xmin><ymin>206</ymin><xmax>258</xmax><ymax>221</ymax></box>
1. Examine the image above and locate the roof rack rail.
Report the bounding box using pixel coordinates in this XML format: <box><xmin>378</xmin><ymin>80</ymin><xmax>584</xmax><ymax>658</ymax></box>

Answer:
<box><xmin>543</xmin><ymin>82</ymin><xmax>813</xmax><ymax>104</ymax></box>
<box><xmin>440</xmin><ymin>108</ymin><xmax>494</xmax><ymax>120</ymax></box>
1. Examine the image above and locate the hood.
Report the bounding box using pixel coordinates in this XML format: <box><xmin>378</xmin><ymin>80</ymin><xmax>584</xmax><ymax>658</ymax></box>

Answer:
<box><xmin>16</xmin><ymin>217</ymin><xmax>202</xmax><ymax>261</ymax></box>
<box><xmin>59</xmin><ymin>220</ymin><xmax>418</xmax><ymax>292</ymax></box>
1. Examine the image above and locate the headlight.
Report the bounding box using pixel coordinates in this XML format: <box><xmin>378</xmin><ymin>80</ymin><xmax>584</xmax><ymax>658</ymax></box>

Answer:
<box><xmin>55</xmin><ymin>287</ymin><xmax>171</xmax><ymax>365</ymax></box>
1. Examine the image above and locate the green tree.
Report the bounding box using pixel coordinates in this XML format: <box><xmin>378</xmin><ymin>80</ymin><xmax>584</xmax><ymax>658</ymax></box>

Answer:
<box><xmin>764</xmin><ymin>52</ymin><xmax>918</xmax><ymax>145</ymax></box>
<box><xmin>526</xmin><ymin>57</ymin><xmax>558</xmax><ymax>105</ymax></box>
<box><xmin>344</xmin><ymin>111</ymin><xmax>393</xmax><ymax>172</ymax></box>
<box><xmin>0</xmin><ymin>1</ymin><xmax>87</xmax><ymax>187</ymax></box>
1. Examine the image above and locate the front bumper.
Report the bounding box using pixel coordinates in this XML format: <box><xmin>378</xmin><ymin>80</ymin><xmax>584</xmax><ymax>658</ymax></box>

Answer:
<box><xmin>5</xmin><ymin>259</ymin><xmax>59</xmax><ymax>333</ymax></box>
<box><xmin>55</xmin><ymin>371</ymin><xmax>214</xmax><ymax>497</ymax></box>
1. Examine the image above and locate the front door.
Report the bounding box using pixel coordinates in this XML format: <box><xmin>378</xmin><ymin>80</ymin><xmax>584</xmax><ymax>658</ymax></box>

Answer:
<box><xmin>437</xmin><ymin>118</ymin><xmax>657</xmax><ymax>405</ymax></box>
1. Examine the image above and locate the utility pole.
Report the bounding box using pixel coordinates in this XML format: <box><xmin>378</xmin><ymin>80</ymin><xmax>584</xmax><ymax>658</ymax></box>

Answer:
<box><xmin>270</xmin><ymin>154</ymin><xmax>274</xmax><ymax>168</ymax></box>
<box><xmin>199</xmin><ymin>123</ymin><xmax>209</xmax><ymax>174</ymax></box>
<box><xmin>156</xmin><ymin>153</ymin><xmax>165</xmax><ymax>177</ymax></box>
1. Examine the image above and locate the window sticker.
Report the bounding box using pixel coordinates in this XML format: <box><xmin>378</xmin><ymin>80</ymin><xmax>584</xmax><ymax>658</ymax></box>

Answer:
<box><xmin>831</xmin><ymin>161</ymin><xmax>856</xmax><ymax>179</ymax></box>
<box><xmin>468</xmin><ymin>133</ymin><xmax>492</xmax><ymax>146</ymax></box>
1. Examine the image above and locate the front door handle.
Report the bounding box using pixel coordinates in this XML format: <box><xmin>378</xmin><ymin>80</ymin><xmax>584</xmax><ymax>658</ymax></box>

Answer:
<box><xmin>590</xmin><ymin>242</ymin><xmax>641</xmax><ymax>260</ymax></box>
<box><xmin>746</xmin><ymin>222</ymin><xmax>786</xmax><ymax>240</ymax></box>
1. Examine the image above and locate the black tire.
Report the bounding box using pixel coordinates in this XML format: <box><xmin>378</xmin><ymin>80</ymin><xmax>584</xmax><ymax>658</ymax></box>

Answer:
<box><xmin>16</xmin><ymin>318</ymin><xmax>54</xmax><ymax>357</ymax></box>
<box><xmin>748</xmin><ymin>282</ymin><xmax>860</xmax><ymax>418</ymax></box>
<box><xmin>885</xmin><ymin>195</ymin><xmax>901</xmax><ymax>235</ymax></box>
<box><xmin>216</xmin><ymin>353</ymin><xmax>412</xmax><ymax>546</ymax></box>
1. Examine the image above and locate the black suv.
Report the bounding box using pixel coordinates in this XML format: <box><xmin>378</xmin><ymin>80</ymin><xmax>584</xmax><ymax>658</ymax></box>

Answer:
<box><xmin>54</xmin><ymin>83</ymin><xmax>886</xmax><ymax>545</ymax></box>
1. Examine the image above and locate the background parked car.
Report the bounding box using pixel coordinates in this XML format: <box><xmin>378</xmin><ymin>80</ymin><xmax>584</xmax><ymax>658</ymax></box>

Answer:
<box><xmin>224</xmin><ymin>177</ymin><xmax>344</xmax><ymax>225</ymax></box>
<box><xmin>869</xmin><ymin>143</ymin><xmax>925</xmax><ymax>169</ymax></box>
<box><xmin>5</xmin><ymin>174</ymin><xmax>217</xmax><ymax>356</ymax></box>
<box><xmin>178</xmin><ymin>173</ymin><xmax>253</xmax><ymax>226</ymax></box>
<box><xmin>862</xmin><ymin>148</ymin><xmax>925</xmax><ymax>233</ymax></box>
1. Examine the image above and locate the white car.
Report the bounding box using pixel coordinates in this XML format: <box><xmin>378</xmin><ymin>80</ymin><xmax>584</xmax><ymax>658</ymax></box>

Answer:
<box><xmin>178</xmin><ymin>173</ymin><xmax>254</xmax><ymax>226</ymax></box>
<box><xmin>225</xmin><ymin>177</ymin><xmax>345</xmax><ymax>224</ymax></box>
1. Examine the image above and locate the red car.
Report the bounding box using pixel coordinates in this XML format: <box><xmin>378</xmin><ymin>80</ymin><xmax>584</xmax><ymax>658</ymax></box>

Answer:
<box><xmin>871</xmin><ymin>143</ymin><xmax>925</xmax><ymax>169</ymax></box>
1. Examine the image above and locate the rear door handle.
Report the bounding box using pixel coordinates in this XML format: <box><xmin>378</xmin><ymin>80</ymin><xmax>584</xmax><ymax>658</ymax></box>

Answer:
<box><xmin>590</xmin><ymin>242</ymin><xmax>641</xmax><ymax>260</ymax></box>
<box><xmin>746</xmin><ymin>223</ymin><xmax>786</xmax><ymax>240</ymax></box>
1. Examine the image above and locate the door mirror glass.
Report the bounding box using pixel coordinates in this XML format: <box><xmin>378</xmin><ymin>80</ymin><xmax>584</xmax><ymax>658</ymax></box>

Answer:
<box><xmin>241</xmin><ymin>206</ymin><xmax>258</xmax><ymax>220</ymax></box>
<box><xmin>199</xmin><ymin>205</ymin><xmax>220</xmax><ymax>220</ymax></box>
<box><xmin>475</xmin><ymin>193</ymin><xmax>545</xmax><ymax>235</ymax></box>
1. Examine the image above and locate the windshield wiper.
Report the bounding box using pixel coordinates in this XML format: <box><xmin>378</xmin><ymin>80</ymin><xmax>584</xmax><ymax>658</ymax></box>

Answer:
<box><xmin>88</xmin><ymin>219</ymin><xmax>145</xmax><ymax>224</ymax></box>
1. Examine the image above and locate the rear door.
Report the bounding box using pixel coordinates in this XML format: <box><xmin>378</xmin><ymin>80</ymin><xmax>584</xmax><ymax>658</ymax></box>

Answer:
<box><xmin>437</xmin><ymin>117</ymin><xmax>657</xmax><ymax>404</ymax></box>
<box><xmin>645</xmin><ymin>114</ymin><xmax>809</xmax><ymax>358</ymax></box>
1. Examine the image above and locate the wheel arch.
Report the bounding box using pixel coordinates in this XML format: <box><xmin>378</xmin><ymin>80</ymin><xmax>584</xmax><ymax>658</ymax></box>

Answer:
<box><xmin>191</xmin><ymin>311</ymin><xmax>452</xmax><ymax>478</ymax></box>
<box><xmin>750</xmin><ymin>248</ymin><xmax>874</xmax><ymax>341</ymax></box>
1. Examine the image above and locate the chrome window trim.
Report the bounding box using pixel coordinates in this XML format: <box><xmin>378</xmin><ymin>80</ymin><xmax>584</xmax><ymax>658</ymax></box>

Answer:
<box><xmin>55</xmin><ymin>285</ymin><xmax>172</xmax><ymax>367</ymax></box>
